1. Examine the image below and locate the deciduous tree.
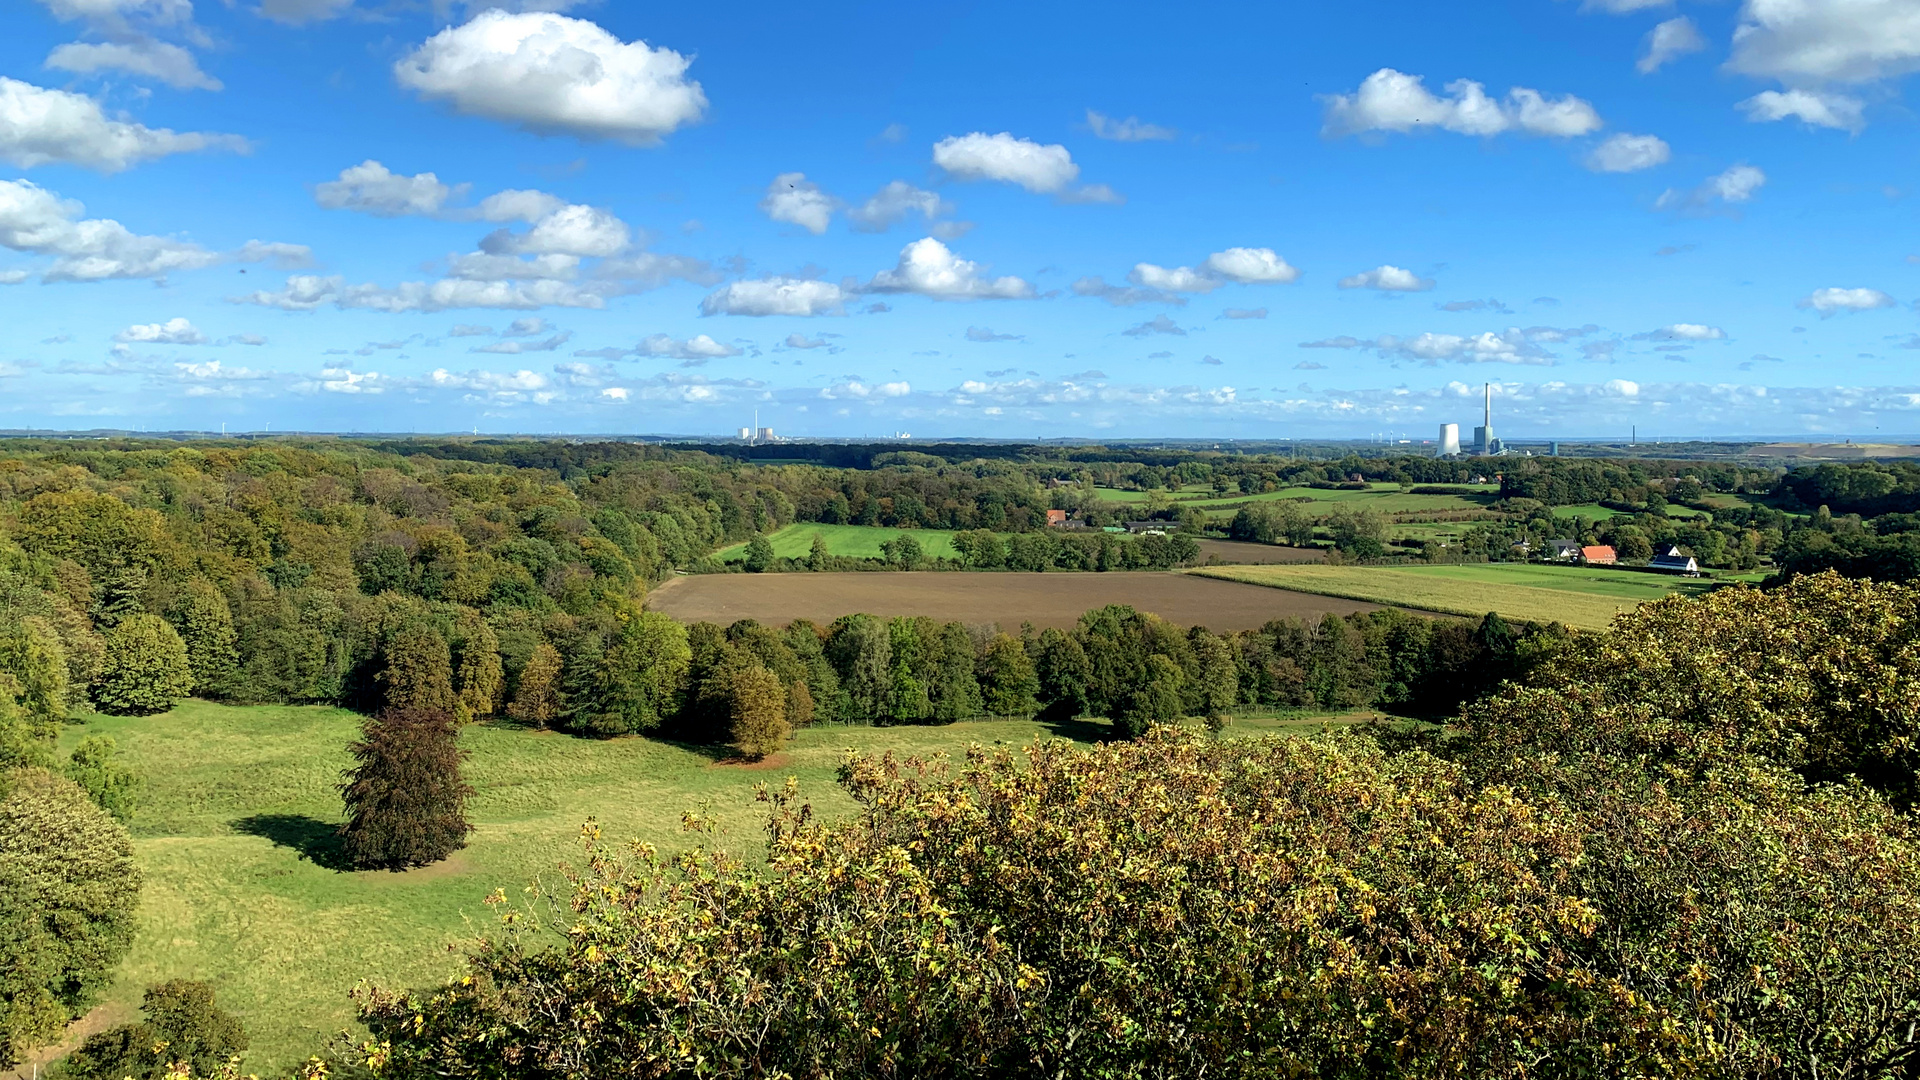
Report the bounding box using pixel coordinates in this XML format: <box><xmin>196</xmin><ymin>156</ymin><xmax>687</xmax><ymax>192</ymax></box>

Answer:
<box><xmin>506</xmin><ymin>641</ymin><xmax>562</xmax><ymax>727</ymax></box>
<box><xmin>979</xmin><ymin>632</ymin><xmax>1039</xmax><ymax>717</ymax></box>
<box><xmin>377</xmin><ymin>627</ymin><xmax>455</xmax><ymax>714</ymax></box>
<box><xmin>339</xmin><ymin>707</ymin><xmax>472</xmax><ymax>870</ymax></box>
<box><xmin>0</xmin><ymin>768</ymin><xmax>140</xmax><ymax>1066</ymax></box>
<box><xmin>728</xmin><ymin>664</ymin><xmax>788</xmax><ymax>760</ymax></box>
<box><xmin>452</xmin><ymin>610</ymin><xmax>503</xmax><ymax>724</ymax></box>
<box><xmin>92</xmin><ymin>614</ymin><xmax>193</xmax><ymax>716</ymax></box>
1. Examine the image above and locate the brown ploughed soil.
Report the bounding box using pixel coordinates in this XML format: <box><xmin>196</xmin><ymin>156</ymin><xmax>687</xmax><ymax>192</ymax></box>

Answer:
<box><xmin>1192</xmin><ymin>539</ymin><xmax>1326</xmax><ymax>565</ymax></box>
<box><xmin>646</xmin><ymin>571</ymin><xmax>1380</xmax><ymax>632</ymax></box>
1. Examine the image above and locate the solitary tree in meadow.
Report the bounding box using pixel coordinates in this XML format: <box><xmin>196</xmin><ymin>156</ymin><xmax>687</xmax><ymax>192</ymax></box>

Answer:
<box><xmin>339</xmin><ymin>706</ymin><xmax>472</xmax><ymax>870</ymax></box>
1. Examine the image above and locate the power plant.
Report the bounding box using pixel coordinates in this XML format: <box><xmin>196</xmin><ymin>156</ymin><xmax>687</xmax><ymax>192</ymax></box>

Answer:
<box><xmin>1437</xmin><ymin>383</ymin><xmax>1505</xmax><ymax>457</ymax></box>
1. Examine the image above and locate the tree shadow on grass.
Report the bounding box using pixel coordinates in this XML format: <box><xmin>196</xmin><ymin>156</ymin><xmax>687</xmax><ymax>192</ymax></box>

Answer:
<box><xmin>656</xmin><ymin>738</ymin><xmax>735</xmax><ymax>763</ymax></box>
<box><xmin>1036</xmin><ymin>712</ymin><xmax>1119</xmax><ymax>744</ymax></box>
<box><xmin>230</xmin><ymin>813</ymin><xmax>352</xmax><ymax>871</ymax></box>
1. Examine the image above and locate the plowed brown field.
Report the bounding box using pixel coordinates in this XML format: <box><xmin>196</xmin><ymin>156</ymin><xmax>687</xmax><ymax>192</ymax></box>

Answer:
<box><xmin>645</xmin><ymin>570</ymin><xmax>1380</xmax><ymax>631</ymax></box>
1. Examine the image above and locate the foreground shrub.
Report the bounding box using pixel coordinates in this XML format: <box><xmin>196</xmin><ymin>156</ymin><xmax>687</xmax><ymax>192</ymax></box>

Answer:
<box><xmin>362</xmin><ymin>731</ymin><xmax>1681</xmax><ymax>1079</ymax></box>
<box><xmin>0</xmin><ymin>768</ymin><xmax>140</xmax><ymax>1066</ymax></box>
<box><xmin>1454</xmin><ymin>570</ymin><xmax>1920</xmax><ymax>808</ymax></box>
<box><xmin>339</xmin><ymin>707</ymin><xmax>472</xmax><ymax>870</ymax></box>
<box><xmin>63</xmin><ymin>980</ymin><xmax>248</xmax><ymax>1080</ymax></box>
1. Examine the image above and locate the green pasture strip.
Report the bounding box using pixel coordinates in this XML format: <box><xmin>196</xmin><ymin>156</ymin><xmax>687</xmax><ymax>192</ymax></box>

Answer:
<box><xmin>715</xmin><ymin>523</ymin><xmax>963</xmax><ymax>562</ymax></box>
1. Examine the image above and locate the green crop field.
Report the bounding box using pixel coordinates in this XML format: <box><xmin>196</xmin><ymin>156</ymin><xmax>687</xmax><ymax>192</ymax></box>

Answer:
<box><xmin>52</xmin><ymin>701</ymin><xmax>1369</xmax><ymax>1071</ymax></box>
<box><xmin>1193</xmin><ymin>484</ymin><xmax>1497</xmax><ymax>519</ymax></box>
<box><xmin>715</xmin><ymin>523</ymin><xmax>963</xmax><ymax>562</ymax></box>
<box><xmin>1187</xmin><ymin>562</ymin><xmax>1722</xmax><ymax>629</ymax></box>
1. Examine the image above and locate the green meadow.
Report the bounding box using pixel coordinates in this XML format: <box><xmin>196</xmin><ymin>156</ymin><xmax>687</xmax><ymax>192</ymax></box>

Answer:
<box><xmin>50</xmin><ymin>702</ymin><xmax>1374</xmax><ymax>1071</ymax></box>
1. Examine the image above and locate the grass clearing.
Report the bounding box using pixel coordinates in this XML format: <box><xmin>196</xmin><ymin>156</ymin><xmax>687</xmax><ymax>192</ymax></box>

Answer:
<box><xmin>714</xmin><ymin>523</ymin><xmax>963</xmax><ymax>562</ymax></box>
<box><xmin>51</xmin><ymin>701</ymin><xmax>1370</xmax><ymax>1071</ymax></box>
<box><xmin>1549</xmin><ymin>503</ymin><xmax>1709</xmax><ymax>524</ymax></box>
<box><xmin>1187</xmin><ymin>562</ymin><xmax>1720</xmax><ymax>629</ymax></box>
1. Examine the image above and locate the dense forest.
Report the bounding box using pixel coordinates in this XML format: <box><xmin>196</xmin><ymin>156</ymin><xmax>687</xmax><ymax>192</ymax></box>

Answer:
<box><xmin>3</xmin><ymin>439</ymin><xmax>1920</xmax><ymax>1078</ymax></box>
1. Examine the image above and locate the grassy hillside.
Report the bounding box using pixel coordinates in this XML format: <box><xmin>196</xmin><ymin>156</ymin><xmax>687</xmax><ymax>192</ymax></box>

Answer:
<box><xmin>53</xmin><ymin>701</ymin><xmax>1370</xmax><ymax>1071</ymax></box>
<box><xmin>714</xmin><ymin>523</ymin><xmax>964</xmax><ymax>562</ymax></box>
<box><xmin>1187</xmin><ymin>562</ymin><xmax>1721</xmax><ymax>629</ymax></box>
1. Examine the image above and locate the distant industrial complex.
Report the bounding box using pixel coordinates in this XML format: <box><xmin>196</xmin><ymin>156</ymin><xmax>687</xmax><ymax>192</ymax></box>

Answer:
<box><xmin>1439</xmin><ymin>384</ymin><xmax>1507</xmax><ymax>457</ymax></box>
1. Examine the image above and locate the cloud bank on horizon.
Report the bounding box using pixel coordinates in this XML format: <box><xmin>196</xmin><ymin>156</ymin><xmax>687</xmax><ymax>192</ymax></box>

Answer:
<box><xmin>2</xmin><ymin>0</ymin><xmax>1920</xmax><ymax>438</ymax></box>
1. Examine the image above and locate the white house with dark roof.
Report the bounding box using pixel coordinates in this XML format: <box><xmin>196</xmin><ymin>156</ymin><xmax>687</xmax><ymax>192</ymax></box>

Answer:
<box><xmin>1649</xmin><ymin>543</ymin><xmax>1699</xmax><ymax>576</ymax></box>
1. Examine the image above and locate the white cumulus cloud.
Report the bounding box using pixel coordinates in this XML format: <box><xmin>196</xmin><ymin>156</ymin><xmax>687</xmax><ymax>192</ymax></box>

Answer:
<box><xmin>933</xmin><ymin>131</ymin><xmax>1078</xmax><ymax>192</ymax></box>
<box><xmin>1633</xmin><ymin>323</ymin><xmax>1727</xmax><ymax>341</ymax></box>
<box><xmin>1085</xmin><ymin>109</ymin><xmax>1176</xmax><ymax>141</ymax></box>
<box><xmin>1639</xmin><ymin>17</ymin><xmax>1706</xmax><ymax>73</ymax></box>
<box><xmin>1302</xmin><ymin>327</ymin><xmax>1557</xmax><ymax>365</ymax></box>
<box><xmin>314</xmin><ymin>160</ymin><xmax>466</xmax><ymax>216</ymax></box>
<box><xmin>1656</xmin><ymin>164</ymin><xmax>1767</xmax><ymax>211</ymax></box>
<box><xmin>1129</xmin><ymin>263</ymin><xmax>1220</xmax><ymax>294</ymax></box>
<box><xmin>1798</xmin><ymin>286</ymin><xmax>1896</xmax><ymax>315</ymax></box>
<box><xmin>479</xmin><ymin>202</ymin><xmax>629</xmax><ymax>257</ymax></box>
<box><xmin>0</xmin><ymin>76</ymin><xmax>247</xmax><ymax>171</ymax></box>
<box><xmin>820</xmin><ymin>379</ymin><xmax>910</xmax><ymax>400</ymax></box>
<box><xmin>1322</xmin><ymin>68</ymin><xmax>1602</xmax><ymax>138</ymax></box>
<box><xmin>700</xmin><ymin>277</ymin><xmax>847</xmax><ymax>317</ymax></box>
<box><xmin>115</xmin><ymin>316</ymin><xmax>206</xmax><ymax>344</ymax></box>
<box><xmin>1204</xmin><ymin>247</ymin><xmax>1301</xmax><ymax>284</ymax></box>
<box><xmin>1737</xmin><ymin>88</ymin><xmax>1865</xmax><ymax>131</ymax></box>
<box><xmin>394</xmin><ymin>10</ymin><xmax>708</xmax><ymax>144</ymax></box>
<box><xmin>865</xmin><ymin>237</ymin><xmax>1033</xmax><ymax>300</ymax></box>
<box><xmin>0</xmin><ymin>178</ymin><xmax>296</xmax><ymax>282</ymax></box>
<box><xmin>1728</xmin><ymin>0</ymin><xmax>1920</xmax><ymax>85</ymax></box>
<box><xmin>46</xmin><ymin>39</ymin><xmax>220</xmax><ymax>91</ymax></box>
<box><xmin>1338</xmin><ymin>265</ymin><xmax>1436</xmax><ymax>291</ymax></box>
<box><xmin>640</xmin><ymin>333</ymin><xmax>739</xmax><ymax>360</ymax></box>
<box><xmin>759</xmin><ymin>172</ymin><xmax>837</xmax><ymax>235</ymax></box>
<box><xmin>846</xmin><ymin>181</ymin><xmax>949</xmax><ymax>232</ymax></box>
<box><xmin>233</xmin><ymin>274</ymin><xmax>622</xmax><ymax>312</ymax></box>
<box><xmin>1587</xmin><ymin>132</ymin><xmax>1671</xmax><ymax>172</ymax></box>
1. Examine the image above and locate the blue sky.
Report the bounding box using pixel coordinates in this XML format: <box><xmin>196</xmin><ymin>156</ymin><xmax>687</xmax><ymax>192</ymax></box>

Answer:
<box><xmin>2</xmin><ymin>0</ymin><xmax>1918</xmax><ymax>439</ymax></box>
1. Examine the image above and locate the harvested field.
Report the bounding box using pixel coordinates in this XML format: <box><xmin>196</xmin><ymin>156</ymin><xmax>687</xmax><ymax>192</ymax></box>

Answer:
<box><xmin>1192</xmin><ymin>539</ymin><xmax>1325</xmax><ymax>565</ymax></box>
<box><xmin>646</xmin><ymin>571</ymin><xmax>1380</xmax><ymax>631</ymax></box>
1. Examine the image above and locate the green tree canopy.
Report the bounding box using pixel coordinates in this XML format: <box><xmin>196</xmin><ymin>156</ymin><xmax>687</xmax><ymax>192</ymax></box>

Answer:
<box><xmin>91</xmin><ymin>614</ymin><xmax>193</xmax><ymax>716</ymax></box>
<box><xmin>0</xmin><ymin>768</ymin><xmax>141</xmax><ymax>1066</ymax></box>
<box><xmin>63</xmin><ymin>980</ymin><xmax>248</xmax><ymax>1080</ymax></box>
